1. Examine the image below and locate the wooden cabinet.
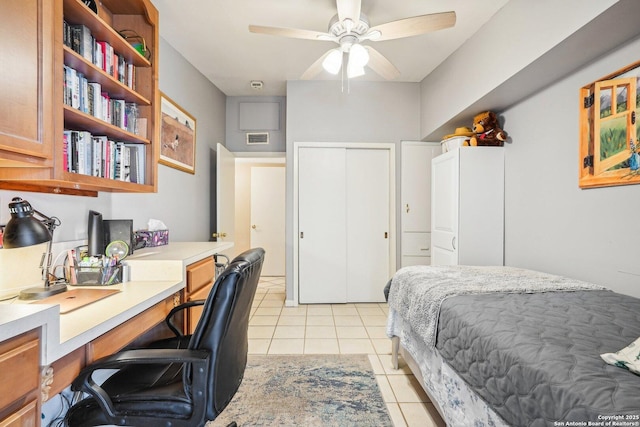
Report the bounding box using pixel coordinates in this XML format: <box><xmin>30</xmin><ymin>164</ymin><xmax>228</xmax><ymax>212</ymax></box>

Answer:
<box><xmin>0</xmin><ymin>0</ymin><xmax>159</xmax><ymax>196</ymax></box>
<box><xmin>400</xmin><ymin>141</ymin><xmax>441</xmax><ymax>267</ymax></box>
<box><xmin>0</xmin><ymin>330</ymin><xmax>40</xmax><ymax>427</ymax></box>
<box><xmin>0</xmin><ymin>0</ymin><xmax>55</xmax><ymax>166</ymax></box>
<box><xmin>185</xmin><ymin>257</ymin><xmax>215</xmax><ymax>334</ymax></box>
<box><xmin>431</xmin><ymin>147</ymin><xmax>504</xmax><ymax>266</ymax></box>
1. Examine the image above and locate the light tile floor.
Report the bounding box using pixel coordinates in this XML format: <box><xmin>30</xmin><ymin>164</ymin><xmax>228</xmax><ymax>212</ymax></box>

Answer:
<box><xmin>249</xmin><ymin>276</ymin><xmax>445</xmax><ymax>427</ymax></box>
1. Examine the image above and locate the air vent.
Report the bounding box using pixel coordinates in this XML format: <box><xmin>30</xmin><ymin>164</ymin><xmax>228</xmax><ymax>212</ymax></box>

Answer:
<box><xmin>246</xmin><ymin>132</ymin><xmax>269</xmax><ymax>145</ymax></box>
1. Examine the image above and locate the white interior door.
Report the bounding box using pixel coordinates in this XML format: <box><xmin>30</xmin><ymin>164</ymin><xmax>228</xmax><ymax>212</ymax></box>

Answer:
<box><xmin>250</xmin><ymin>166</ymin><xmax>285</xmax><ymax>276</ymax></box>
<box><xmin>298</xmin><ymin>147</ymin><xmax>347</xmax><ymax>304</ymax></box>
<box><xmin>431</xmin><ymin>150</ymin><xmax>458</xmax><ymax>265</ymax></box>
<box><xmin>216</xmin><ymin>143</ymin><xmax>235</xmax><ymax>257</ymax></box>
<box><xmin>346</xmin><ymin>149</ymin><xmax>389</xmax><ymax>303</ymax></box>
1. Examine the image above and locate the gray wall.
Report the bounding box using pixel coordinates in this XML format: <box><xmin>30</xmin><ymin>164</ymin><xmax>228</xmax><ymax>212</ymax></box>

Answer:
<box><xmin>419</xmin><ymin>0</ymin><xmax>628</xmax><ymax>140</ymax></box>
<box><xmin>418</xmin><ymin>0</ymin><xmax>640</xmax><ymax>297</ymax></box>
<box><xmin>285</xmin><ymin>80</ymin><xmax>422</xmax><ymax>301</ymax></box>
<box><xmin>502</xmin><ymin>35</ymin><xmax>640</xmax><ymax>297</ymax></box>
<box><xmin>112</xmin><ymin>38</ymin><xmax>226</xmax><ymax>241</ymax></box>
<box><xmin>226</xmin><ymin>96</ymin><xmax>286</xmax><ymax>153</ymax></box>
<box><xmin>0</xmin><ymin>37</ymin><xmax>224</xmax><ymax>244</ymax></box>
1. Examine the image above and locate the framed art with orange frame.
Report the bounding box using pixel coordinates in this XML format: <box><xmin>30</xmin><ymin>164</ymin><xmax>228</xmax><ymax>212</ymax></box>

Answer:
<box><xmin>159</xmin><ymin>92</ymin><xmax>196</xmax><ymax>174</ymax></box>
<box><xmin>579</xmin><ymin>59</ymin><xmax>640</xmax><ymax>188</ymax></box>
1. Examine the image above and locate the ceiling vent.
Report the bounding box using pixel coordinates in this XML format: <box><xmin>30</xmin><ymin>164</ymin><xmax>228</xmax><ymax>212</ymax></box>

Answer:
<box><xmin>246</xmin><ymin>132</ymin><xmax>269</xmax><ymax>145</ymax></box>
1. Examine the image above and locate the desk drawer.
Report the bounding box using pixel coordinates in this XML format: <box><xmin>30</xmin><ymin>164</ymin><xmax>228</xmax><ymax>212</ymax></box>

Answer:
<box><xmin>187</xmin><ymin>257</ymin><xmax>215</xmax><ymax>293</ymax></box>
<box><xmin>0</xmin><ymin>399</ymin><xmax>38</xmax><ymax>427</ymax></box>
<box><xmin>0</xmin><ymin>330</ymin><xmax>39</xmax><ymax>413</ymax></box>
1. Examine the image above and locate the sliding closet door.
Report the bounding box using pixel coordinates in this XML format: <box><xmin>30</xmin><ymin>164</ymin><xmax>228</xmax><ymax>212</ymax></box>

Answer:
<box><xmin>346</xmin><ymin>149</ymin><xmax>389</xmax><ymax>302</ymax></box>
<box><xmin>298</xmin><ymin>147</ymin><xmax>347</xmax><ymax>303</ymax></box>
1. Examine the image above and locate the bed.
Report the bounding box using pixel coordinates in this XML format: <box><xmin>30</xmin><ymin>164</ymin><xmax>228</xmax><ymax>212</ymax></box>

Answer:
<box><xmin>386</xmin><ymin>265</ymin><xmax>640</xmax><ymax>426</ymax></box>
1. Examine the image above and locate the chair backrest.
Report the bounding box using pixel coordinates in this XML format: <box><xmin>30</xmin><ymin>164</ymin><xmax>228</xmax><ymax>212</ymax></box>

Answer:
<box><xmin>187</xmin><ymin>247</ymin><xmax>264</xmax><ymax>420</ymax></box>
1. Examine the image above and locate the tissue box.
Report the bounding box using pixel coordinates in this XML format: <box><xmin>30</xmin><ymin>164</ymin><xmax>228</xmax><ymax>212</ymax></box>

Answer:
<box><xmin>136</xmin><ymin>229</ymin><xmax>169</xmax><ymax>247</ymax></box>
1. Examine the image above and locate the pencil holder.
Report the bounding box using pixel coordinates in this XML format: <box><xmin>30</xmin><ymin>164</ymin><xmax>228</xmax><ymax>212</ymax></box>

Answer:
<box><xmin>72</xmin><ymin>264</ymin><xmax>122</xmax><ymax>285</ymax></box>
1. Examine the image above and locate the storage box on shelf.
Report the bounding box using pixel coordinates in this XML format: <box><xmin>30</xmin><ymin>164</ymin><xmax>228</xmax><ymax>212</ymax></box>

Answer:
<box><xmin>0</xmin><ymin>0</ymin><xmax>159</xmax><ymax>196</ymax></box>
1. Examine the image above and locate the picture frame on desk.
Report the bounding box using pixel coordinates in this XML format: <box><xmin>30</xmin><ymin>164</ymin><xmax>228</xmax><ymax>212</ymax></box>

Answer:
<box><xmin>159</xmin><ymin>92</ymin><xmax>196</xmax><ymax>174</ymax></box>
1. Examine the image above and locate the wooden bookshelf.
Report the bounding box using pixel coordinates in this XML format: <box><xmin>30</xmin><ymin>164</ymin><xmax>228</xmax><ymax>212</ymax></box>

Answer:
<box><xmin>0</xmin><ymin>0</ymin><xmax>159</xmax><ymax>196</ymax></box>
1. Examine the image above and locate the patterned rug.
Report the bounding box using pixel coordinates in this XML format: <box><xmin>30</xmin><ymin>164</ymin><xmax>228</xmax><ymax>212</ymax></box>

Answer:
<box><xmin>208</xmin><ymin>354</ymin><xmax>393</xmax><ymax>426</ymax></box>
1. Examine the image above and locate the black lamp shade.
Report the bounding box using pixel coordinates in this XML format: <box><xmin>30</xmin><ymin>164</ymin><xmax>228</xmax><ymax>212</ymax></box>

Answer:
<box><xmin>3</xmin><ymin>198</ymin><xmax>52</xmax><ymax>248</ymax></box>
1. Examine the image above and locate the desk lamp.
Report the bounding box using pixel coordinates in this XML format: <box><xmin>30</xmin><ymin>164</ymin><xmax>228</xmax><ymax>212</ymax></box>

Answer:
<box><xmin>3</xmin><ymin>197</ymin><xmax>67</xmax><ymax>300</ymax></box>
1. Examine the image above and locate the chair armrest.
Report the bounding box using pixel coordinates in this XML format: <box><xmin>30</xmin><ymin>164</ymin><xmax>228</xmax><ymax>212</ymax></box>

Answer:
<box><xmin>165</xmin><ymin>300</ymin><xmax>206</xmax><ymax>337</ymax></box>
<box><xmin>71</xmin><ymin>349</ymin><xmax>209</xmax><ymax>418</ymax></box>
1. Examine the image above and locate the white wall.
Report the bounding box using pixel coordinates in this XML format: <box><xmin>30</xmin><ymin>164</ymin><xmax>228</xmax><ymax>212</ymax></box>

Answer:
<box><xmin>502</xmin><ymin>35</ymin><xmax>640</xmax><ymax>297</ymax></box>
<box><xmin>285</xmin><ymin>80</ymin><xmax>422</xmax><ymax>301</ymax></box>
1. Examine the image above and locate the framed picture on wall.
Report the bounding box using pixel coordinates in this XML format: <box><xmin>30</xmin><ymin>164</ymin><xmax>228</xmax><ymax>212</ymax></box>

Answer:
<box><xmin>159</xmin><ymin>92</ymin><xmax>196</xmax><ymax>174</ymax></box>
<box><xmin>579</xmin><ymin>59</ymin><xmax>640</xmax><ymax>188</ymax></box>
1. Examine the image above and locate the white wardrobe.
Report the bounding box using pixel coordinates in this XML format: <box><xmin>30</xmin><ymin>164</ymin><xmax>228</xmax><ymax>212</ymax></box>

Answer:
<box><xmin>295</xmin><ymin>143</ymin><xmax>395</xmax><ymax>304</ymax></box>
<box><xmin>431</xmin><ymin>147</ymin><xmax>504</xmax><ymax>266</ymax></box>
<box><xmin>400</xmin><ymin>141</ymin><xmax>441</xmax><ymax>267</ymax></box>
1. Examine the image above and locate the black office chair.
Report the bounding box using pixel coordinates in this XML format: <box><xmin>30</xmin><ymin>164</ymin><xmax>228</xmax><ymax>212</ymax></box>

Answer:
<box><xmin>64</xmin><ymin>248</ymin><xmax>265</xmax><ymax>427</ymax></box>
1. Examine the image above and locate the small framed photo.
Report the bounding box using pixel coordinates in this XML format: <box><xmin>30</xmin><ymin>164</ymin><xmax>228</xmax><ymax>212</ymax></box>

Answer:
<box><xmin>159</xmin><ymin>93</ymin><xmax>196</xmax><ymax>174</ymax></box>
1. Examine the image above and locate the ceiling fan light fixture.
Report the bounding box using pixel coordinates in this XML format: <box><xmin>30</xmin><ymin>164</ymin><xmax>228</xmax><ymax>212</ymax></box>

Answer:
<box><xmin>349</xmin><ymin>43</ymin><xmax>369</xmax><ymax>68</ymax></box>
<box><xmin>322</xmin><ymin>49</ymin><xmax>343</xmax><ymax>74</ymax></box>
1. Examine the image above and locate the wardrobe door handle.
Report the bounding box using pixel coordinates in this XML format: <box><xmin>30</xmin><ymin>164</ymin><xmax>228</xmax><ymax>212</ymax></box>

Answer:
<box><xmin>452</xmin><ymin>236</ymin><xmax>456</xmax><ymax>250</ymax></box>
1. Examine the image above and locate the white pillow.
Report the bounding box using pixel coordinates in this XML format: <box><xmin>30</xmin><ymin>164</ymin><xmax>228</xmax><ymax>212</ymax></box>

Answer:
<box><xmin>601</xmin><ymin>337</ymin><xmax>640</xmax><ymax>375</ymax></box>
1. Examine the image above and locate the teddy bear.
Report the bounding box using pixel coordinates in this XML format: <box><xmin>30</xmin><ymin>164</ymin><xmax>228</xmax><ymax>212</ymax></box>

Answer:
<box><xmin>469</xmin><ymin>111</ymin><xmax>507</xmax><ymax>146</ymax></box>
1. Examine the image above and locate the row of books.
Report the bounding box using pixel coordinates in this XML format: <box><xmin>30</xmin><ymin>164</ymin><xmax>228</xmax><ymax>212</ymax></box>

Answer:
<box><xmin>63</xmin><ymin>21</ymin><xmax>136</xmax><ymax>89</ymax></box>
<box><xmin>63</xmin><ymin>65</ymin><xmax>140</xmax><ymax>135</ymax></box>
<box><xmin>63</xmin><ymin>130</ymin><xmax>146</xmax><ymax>184</ymax></box>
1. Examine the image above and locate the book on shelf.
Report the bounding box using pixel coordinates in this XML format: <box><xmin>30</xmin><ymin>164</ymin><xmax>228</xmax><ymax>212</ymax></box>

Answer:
<box><xmin>62</xmin><ymin>130</ymin><xmax>145</xmax><ymax>184</ymax></box>
<box><xmin>64</xmin><ymin>64</ymin><xmax>141</xmax><ymax>130</ymax></box>
<box><xmin>69</xmin><ymin>24</ymin><xmax>94</xmax><ymax>62</ymax></box>
<box><xmin>87</xmin><ymin>82</ymin><xmax>102</xmax><ymax>119</ymax></box>
<box><xmin>125</xmin><ymin>143</ymin><xmax>146</xmax><ymax>184</ymax></box>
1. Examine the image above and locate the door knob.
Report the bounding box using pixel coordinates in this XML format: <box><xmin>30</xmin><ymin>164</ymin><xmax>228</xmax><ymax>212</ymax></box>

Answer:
<box><xmin>252</xmin><ymin>225</ymin><xmax>257</xmax><ymax>229</ymax></box>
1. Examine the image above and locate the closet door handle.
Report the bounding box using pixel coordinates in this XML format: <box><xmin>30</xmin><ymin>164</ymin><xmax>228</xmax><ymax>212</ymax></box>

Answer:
<box><xmin>452</xmin><ymin>236</ymin><xmax>456</xmax><ymax>250</ymax></box>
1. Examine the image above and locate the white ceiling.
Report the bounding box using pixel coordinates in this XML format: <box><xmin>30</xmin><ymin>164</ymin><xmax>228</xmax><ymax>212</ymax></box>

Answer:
<box><xmin>149</xmin><ymin>0</ymin><xmax>509</xmax><ymax>97</ymax></box>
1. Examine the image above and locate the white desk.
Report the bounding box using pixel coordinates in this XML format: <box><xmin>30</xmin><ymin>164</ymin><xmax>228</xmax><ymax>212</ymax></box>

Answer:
<box><xmin>0</xmin><ymin>241</ymin><xmax>233</xmax><ymax>401</ymax></box>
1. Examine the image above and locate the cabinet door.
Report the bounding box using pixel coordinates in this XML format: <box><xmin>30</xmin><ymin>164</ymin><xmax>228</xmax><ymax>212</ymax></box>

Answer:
<box><xmin>188</xmin><ymin>283</ymin><xmax>213</xmax><ymax>334</ymax></box>
<box><xmin>401</xmin><ymin>142</ymin><xmax>440</xmax><ymax>233</ymax></box>
<box><xmin>298</xmin><ymin>147</ymin><xmax>347</xmax><ymax>303</ymax></box>
<box><xmin>0</xmin><ymin>0</ymin><xmax>54</xmax><ymax>161</ymax></box>
<box><xmin>458</xmin><ymin>148</ymin><xmax>504</xmax><ymax>265</ymax></box>
<box><xmin>431</xmin><ymin>150</ymin><xmax>459</xmax><ymax>265</ymax></box>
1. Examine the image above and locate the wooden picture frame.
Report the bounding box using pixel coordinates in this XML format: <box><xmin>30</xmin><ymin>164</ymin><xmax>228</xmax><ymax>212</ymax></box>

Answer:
<box><xmin>579</xmin><ymin>59</ymin><xmax>640</xmax><ymax>188</ymax></box>
<box><xmin>159</xmin><ymin>93</ymin><xmax>196</xmax><ymax>174</ymax></box>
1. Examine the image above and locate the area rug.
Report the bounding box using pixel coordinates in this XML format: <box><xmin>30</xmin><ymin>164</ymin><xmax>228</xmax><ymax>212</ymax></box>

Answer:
<box><xmin>208</xmin><ymin>354</ymin><xmax>393</xmax><ymax>426</ymax></box>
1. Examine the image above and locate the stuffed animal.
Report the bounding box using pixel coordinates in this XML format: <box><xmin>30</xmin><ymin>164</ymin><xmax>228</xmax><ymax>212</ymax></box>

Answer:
<box><xmin>469</xmin><ymin>111</ymin><xmax>507</xmax><ymax>146</ymax></box>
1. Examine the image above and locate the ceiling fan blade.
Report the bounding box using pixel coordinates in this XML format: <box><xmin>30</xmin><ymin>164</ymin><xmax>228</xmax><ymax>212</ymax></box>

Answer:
<box><xmin>249</xmin><ymin>25</ymin><xmax>333</xmax><ymax>41</ymax></box>
<box><xmin>369</xmin><ymin>11</ymin><xmax>456</xmax><ymax>41</ymax></box>
<box><xmin>366</xmin><ymin>46</ymin><xmax>400</xmax><ymax>80</ymax></box>
<box><xmin>301</xmin><ymin>50</ymin><xmax>333</xmax><ymax>80</ymax></box>
<box><xmin>336</xmin><ymin>0</ymin><xmax>361</xmax><ymax>24</ymax></box>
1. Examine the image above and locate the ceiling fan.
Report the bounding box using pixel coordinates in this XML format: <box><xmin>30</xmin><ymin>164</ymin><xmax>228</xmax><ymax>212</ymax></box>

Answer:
<box><xmin>249</xmin><ymin>0</ymin><xmax>456</xmax><ymax>80</ymax></box>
